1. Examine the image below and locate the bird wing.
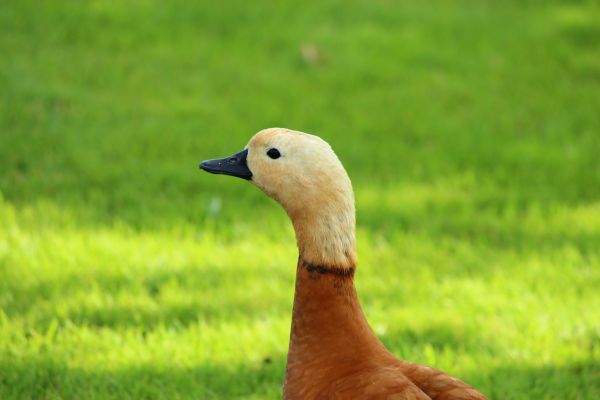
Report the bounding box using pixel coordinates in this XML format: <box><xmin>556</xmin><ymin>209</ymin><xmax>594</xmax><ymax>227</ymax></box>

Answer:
<box><xmin>327</xmin><ymin>367</ymin><xmax>432</xmax><ymax>400</ymax></box>
<box><xmin>395</xmin><ymin>361</ymin><xmax>486</xmax><ymax>400</ymax></box>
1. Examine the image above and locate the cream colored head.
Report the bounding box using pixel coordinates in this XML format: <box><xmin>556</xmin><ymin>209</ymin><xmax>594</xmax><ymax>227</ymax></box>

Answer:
<box><xmin>245</xmin><ymin>129</ymin><xmax>349</xmax><ymax>211</ymax></box>
<box><xmin>245</xmin><ymin>128</ymin><xmax>356</xmax><ymax>268</ymax></box>
<box><xmin>200</xmin><ymin>127</ymin><xmax>356</xmax><ymax>269</ymax></box>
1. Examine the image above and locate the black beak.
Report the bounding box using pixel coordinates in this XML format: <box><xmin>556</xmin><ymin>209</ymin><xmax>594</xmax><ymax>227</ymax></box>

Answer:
<box><xmin>199</xmin><ymin>149</ymin><xmax>252</xmax><ymax>180</ymax></box>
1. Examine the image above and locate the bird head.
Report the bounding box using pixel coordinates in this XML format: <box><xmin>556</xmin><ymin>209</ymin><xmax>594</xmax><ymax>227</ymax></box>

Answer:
<box><xmin>200</xmin><ymin>128</ymin><xmax>354</xmax><ymax>218</ymax></box>
<box><xmin>200</xmin><ymin>128</ymin><xmax>356</xmax><ymax>268</ymax></box>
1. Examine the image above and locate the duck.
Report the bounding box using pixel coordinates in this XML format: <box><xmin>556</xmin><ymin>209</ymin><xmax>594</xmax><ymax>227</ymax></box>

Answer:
<box><xmin>200</xmin><ymin>128</ymin><xmax>486</xmax><ymax>400</ymax></box>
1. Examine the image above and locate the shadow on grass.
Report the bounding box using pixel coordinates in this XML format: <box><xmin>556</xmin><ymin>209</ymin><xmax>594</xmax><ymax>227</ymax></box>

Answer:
<box><xmin>2</xmin><ymin>354</ymin><xmax>598</xmax><ymax>399</ymax></box>
<box><xmin>482</xmin><ymin>361</ymin><xmax>600</xmax><ymax>400</ymax></box>
<box><xmin>0</xmin><ymin>355</ymin><xmax>286</xmax><ymax>400</ymax></box>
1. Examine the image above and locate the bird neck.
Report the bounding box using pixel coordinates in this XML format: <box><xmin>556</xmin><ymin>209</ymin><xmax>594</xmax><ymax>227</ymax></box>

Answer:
<box><xmin>284</xmin><ymin>258</ymin><xmax>388</xmax><ymax>395</ymax></box>
<box><xmin>288</xmin><ymin>200</ymin><xmax>357</xmax><ymax>270</ymax></box>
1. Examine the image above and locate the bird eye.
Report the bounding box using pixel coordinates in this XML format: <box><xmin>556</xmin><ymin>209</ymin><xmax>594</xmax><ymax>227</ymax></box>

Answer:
<box><xmin>267</xmin><ymin>148</ymin><xmax>281</xmax><ymax>159</ymax></box>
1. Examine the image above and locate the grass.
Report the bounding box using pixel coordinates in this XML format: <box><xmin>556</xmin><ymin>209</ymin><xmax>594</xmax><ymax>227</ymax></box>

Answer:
<box><xmin>1</xmin><ymin>0</ymin><xmax>599</xmax><ymax>398</ymax></box>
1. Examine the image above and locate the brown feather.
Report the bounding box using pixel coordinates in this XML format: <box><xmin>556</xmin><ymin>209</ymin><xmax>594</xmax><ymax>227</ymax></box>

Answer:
<box><xmin>283</xmin><ymin>259</ymin><xmax>486</xmax><ymax>400</ymax></box>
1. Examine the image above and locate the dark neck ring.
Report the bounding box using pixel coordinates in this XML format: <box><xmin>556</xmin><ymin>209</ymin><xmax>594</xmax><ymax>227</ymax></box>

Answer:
<box><xmin>300</xmin><ymin>257</ymin><xmax>355</xmax><ymax>278</ymax></box>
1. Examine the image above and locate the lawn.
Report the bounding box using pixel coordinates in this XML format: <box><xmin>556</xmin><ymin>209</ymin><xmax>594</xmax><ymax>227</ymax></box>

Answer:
<box><xmin>1</xmin><ymin>0</ymin><xmax>599</xmax><ymax>399</ymax></box>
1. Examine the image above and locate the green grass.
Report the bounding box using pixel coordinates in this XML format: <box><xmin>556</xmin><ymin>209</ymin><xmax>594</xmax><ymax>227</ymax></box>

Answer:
<box><xmin>1</xmin><ymin>0</ymin><xmax>599</xmax><ymax>398</ymax></box>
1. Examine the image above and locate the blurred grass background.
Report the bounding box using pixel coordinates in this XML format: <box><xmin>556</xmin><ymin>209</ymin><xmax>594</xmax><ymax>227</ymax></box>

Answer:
<box><xmin>1</xmin><ymin>0</ymin><xmax>599</xmax><ymax>399</ymax></box>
